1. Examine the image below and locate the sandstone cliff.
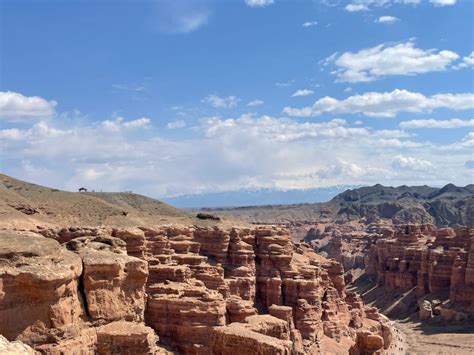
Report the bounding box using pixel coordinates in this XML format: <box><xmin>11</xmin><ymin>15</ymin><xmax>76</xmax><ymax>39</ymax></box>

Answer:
<box><xmin>0</xmin><ymin>225</ymin><xmax>392</xmax><ymax>354</ymax></box>
<box><xmin>365</xmin><ymin>225</ymin><xmax>474</xmax><ymax>321</ymax></box>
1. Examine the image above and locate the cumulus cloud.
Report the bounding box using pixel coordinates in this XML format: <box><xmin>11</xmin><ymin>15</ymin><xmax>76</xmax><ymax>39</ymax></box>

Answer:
<box><xmin>200</xmin><ymin>115</ymin><xmax>370</xmax><ymax>141</ymax></box>
<box><xmin>0</xmin><ymin>91</ymin><xmax>57</xmax><ymax>121</ymax></box>
<box><xmin>375</xmin><ymin>16</ymin><xmax>400</xmax><ymax>24</ymax></box>
<box><xmin>245</xmin><ymin>0</ymin><xmax>274</xmax><ymax>7</ymax></box>
<box><xmin>3</xmin><ymin>113</ymin><xmax>473</xmax><ymax>195</ymax></box>
<box><xmin>202</xmin><ymin>95</ymin><xmax>240</xmax><ymax>109</ymax></box>
<box><xmin>453</xmin><ymin>52</ymin><xmax>474</xmax><ymax>70</ymax></box>
<box><xmin>400</xmin><ymin>118</ymin><xmax>474</xmax><ymax>129</ymax></box>
<box><xmin>283</xmin><ymin>89</ymin><xmax>474</xmax><ymax>118</ymax></box>
<box><xmin>247</xmin><ymin>99</ymin><xmax>264</xmax><ymax>107</ymax></box>
<box><xmin>323</xmin><ymin>41</ymin><xmax>459</xmax><ymax>82</ymax></box>
<box><xmin>167</xmin><ymin>120</ymin><xmax>186</xmax><ymax>129</ymax></box>
<box><xmin>391</xmin><ymin>155</ymin><xmax>433</xmax><ymax>170</ymax></box>
<box><xmin>292</xmin><ymin>89</ymin><xmax>315</xmax><ymax>97</ymax></box>
<box><xmin>302</xmin><ymin>21</ymin><xmax>318</xmax><ymax>27</ymax></box>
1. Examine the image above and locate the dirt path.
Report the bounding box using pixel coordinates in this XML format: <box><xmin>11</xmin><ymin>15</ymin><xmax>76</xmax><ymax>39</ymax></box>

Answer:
<box><xmin>384</xmin><ymin>320</ymin><xmax>408</xmax><ymax>355</ymax></box>
<box><xmin>394</xmin><ymin>319</ymin><xmax>474</xmax><ymax>355</ymax></box>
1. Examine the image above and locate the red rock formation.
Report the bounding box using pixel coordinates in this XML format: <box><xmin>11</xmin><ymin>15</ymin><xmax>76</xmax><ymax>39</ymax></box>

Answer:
<box><xmin>0</xmin><ymin>230</ymin><xmax>167</xmax><ymax>354</ymax></box>
<box><xmin>366</xmin><ymin>225</ymin><xmax>474</xmax><ymax>320</ymax></box>
<box><xmin>0</xmin><ymin>231</ymin><xmax>83</xmax><ymax>343</ymax></box>
<box><xmin>66</xmin><ymin>236</ymin><xmax>148</xmax><ymax>322</ymax></box>
<box><xmin>1</xmin><ymin>225</ymin><xmax>392</xmax><ymax>354</ymax></box>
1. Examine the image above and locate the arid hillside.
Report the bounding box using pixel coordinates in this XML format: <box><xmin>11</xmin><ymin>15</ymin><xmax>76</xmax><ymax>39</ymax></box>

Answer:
<box><xmin>0</xmin><ymin>174</ymin><xmax>233</xmax><ymax>229</ymax></box>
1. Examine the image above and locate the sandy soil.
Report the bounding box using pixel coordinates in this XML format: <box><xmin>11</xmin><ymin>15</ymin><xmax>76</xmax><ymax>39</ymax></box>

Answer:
<box><xmin>385</xmin><ymin>320</ymin><xmax>408</xmax><ymax>355</ymax></box>
<box><xmin>395</xmin><ymin>319</ymin><xmax>474</xmax><ymax>355</ymax></box>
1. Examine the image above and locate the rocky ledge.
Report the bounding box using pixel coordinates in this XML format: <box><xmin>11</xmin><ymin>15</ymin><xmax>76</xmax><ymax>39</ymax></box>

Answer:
<box><xmin>0</xmin><ymin>225</ymin><xmax>393</xmax><ymax>354</ymax></box>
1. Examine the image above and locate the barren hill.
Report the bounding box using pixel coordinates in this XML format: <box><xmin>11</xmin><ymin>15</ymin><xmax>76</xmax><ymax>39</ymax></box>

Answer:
<box><xmin>0</xmin><ymin>174</ymin><xmax>200</xmax><ymax>229</ymax></box>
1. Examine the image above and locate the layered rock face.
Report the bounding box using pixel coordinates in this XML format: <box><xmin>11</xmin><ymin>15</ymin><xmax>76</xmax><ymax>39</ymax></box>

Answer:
<box><xmin>366</xmin><ymin>225</ymin><xmax>474</xmax><ymax>320</ymax></box>
<box><xmin>136</xmin><ymin>225</ymin><xmax>391</xmax><ymax>353</ymax></box>
<box><xmin>1</xmin><ymin>226</ymin><xmax>391</xmax><ymax>354</ymax></box>
<box><xmin>0</xmin><ymin>230</ymin><xmax>168</xmax><ymax>354</ymax></box>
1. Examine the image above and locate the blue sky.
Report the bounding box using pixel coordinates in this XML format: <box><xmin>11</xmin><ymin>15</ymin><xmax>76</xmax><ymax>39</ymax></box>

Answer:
<box><xmin>1</xmin><ymin>0</ymin><xmax>473</xmax><ymax>197</ymax></box>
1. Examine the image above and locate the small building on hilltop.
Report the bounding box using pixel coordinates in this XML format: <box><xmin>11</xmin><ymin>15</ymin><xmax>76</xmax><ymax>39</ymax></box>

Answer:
<box><xmin>78</xmin><ymin>187</ymin><xmax>87</xmax><ymax>192</ymax></box>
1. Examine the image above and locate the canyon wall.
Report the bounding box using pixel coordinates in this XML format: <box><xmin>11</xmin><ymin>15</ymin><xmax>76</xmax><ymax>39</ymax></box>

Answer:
<box><xmin>0</xmin><ymin>225</ymin><xmax>392</xmax><ymax>354</ymax></box>
<box><xmin>365</xmin><ymin>225</ymin><xmax>474</xmax><ymax>321</ymax></box>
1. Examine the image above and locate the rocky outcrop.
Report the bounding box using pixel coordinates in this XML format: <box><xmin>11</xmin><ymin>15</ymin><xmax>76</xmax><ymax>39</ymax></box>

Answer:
<box><xmin>66</xmin><ymin>235</ymin><xmax>148</xmax><ymax>323</ymax></box>
<box><xmin>0</xmin><ymin>231</ymin><xmax>83</xmax><ymax>343</ymax></box>
<box><xmin>211</xmin><ymin>315</ymin><xmax>294</xmax><ymax>354</ymax></box>
<box><xmin>366</xmin><ymin>225</ymin><xmax>474</xmax><ymax>320</ymax></box>
<box><xmin>1</xmin><ymin>225</ymin><xmax>392</xmax><ymax>354</ymax></box>
<box><xmin>137</xmin><ymin>225</ymin><xmax>390</xmax><ymax>353</ymax></box>
<box><xmin>0</xmin><ymin>230</ymin><xmax>165</xmax><ymax>354</ymax></box>
<box><xmin>0</xmin><ymin>336</ymin><xmax>36</xmax><ymax>355</ymax></box>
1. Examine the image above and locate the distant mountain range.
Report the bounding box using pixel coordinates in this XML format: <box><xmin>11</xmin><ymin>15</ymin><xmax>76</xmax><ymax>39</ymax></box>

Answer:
<box><xmin>202</xmin><ymin>184</ymin><xmax>474</xmax><ymax>227</ymax></box>
<box><xmin>161</xmin><ymin>186</ymin><xmax>361</xmax><ymax>208</ymax></box>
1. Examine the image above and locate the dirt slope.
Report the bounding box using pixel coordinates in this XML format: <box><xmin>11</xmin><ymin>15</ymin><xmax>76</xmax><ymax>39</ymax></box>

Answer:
<box><xmin>0</xmin><ymin>174</ymin><xmax>203</xmax><ymax>229</ymax></box>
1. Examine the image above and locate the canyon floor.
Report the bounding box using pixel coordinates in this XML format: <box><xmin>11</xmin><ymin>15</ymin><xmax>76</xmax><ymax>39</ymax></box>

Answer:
<box><xmin>350</xmin><ymin>275</ymin><xmax>474</xmax><ymax>354</ymax></box>
<box><xmin>395</xmin><ymin>319</ymin><xmax>474</xmax><ymax>355</ymax></box>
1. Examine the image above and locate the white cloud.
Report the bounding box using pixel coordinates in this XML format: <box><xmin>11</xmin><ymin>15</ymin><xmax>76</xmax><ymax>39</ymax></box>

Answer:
<box><xmin>3</xmin><ymin>113</ymin><xmax>472</xmax><ymax>195</ymax></box>
<box><xmin>201</xmin><ymin>116</ymin><xmax>369</xmax><ymax>141</ymax></box>
<box><xmin>0</xmin><ymin>128</ymin><xmax>26</xmax><ymax>140</ymax></box>
<box><xmin>100</xmin><ymin>117</ymin><xmax>150</xmax><ymax>131</ymax></box>
<box><xmin>292</xmin><ymin>89</ymin><xmax>315</xmax><ymax>97</ymax></box>
<box><xmin>202</xmin><ymin>95</ymin><xmax>240</xmax><ymax>109</ymax></box>
<box><xmin>324</xmin><ymin>41</ymin><xmax>459</xmax><ymax>83</ymax></box>
<box><xmin>375</xmin><ymin>16</ymin><xmax>400</xmax><ymax>24</ymax></box>
<box><xmin>439</xmin><ymin>132</ymin><xmax>474</xmax><ymax>151</ymax></box>
<box><xmin>343</xmin><ymin>0</ymin><xmax>444</xmax><ymax>13</ymax></box>
<box><xmin>245</xmin><ymin>0</ymin><xmax>274</xmax><ymax>7</ymax></box>
<box><xmin>167</xmin><ymin>120</ymin><xmax>186</xmax><ymax>129</ymax></box>
<box><xmin>153</xmin><ymin>0</ymin><xmax>210</xmax><ymax>34</ymax></box>
<box><xmin>302</xmin><ymin>21</ymin><xmax>318</xmax><ymax>27</ymax></box>
<box><xmin>430</xmin><ymin>0</ymin><xmax>456</xmax><ymax>6</ymax></box>
<box><xmin>283</xmin><ymin>89</ymin><xmax>474</xmax><ymax>118</ymax></box>
<box><xmin>112</xmin><ymin>83</ymin><xmax>146</xmax><ymax>92</ymax></box>
<box><xmin>391</xmin><ymin>155</ymin><xmax>433</xmax><ymax>170</ymax></box>
<box><xmin>345</xmin><ymin>4</ymin><xmax>369</xmax><ymax>12</ymax></box>
<box><xmin>275</xmin><ymin>80</ymin><xmax>295</xmax><ymax>88</ymax></box>
<box><xmin>0</xmin><ymin>91</ymin><xmax>57</xmax><ymax>121</ymax></box>
<box><xmin>123</xmin><ymin>117</ymin><xmax>151</xmax><ymax>128</ymax></box>
<box><xmin>247</xmin><ymin>99</ymin><xmax>264</xmax><ymax>107</ymax></box>
<box><xmin>453</xmin><ymin>52</ymin><xmax>474</xmax><ymax>70</ymax></box>
<box><xmin>400</xmin><ymin>118</ymin><xmax>474</xmax><ymax>129</ymax></box>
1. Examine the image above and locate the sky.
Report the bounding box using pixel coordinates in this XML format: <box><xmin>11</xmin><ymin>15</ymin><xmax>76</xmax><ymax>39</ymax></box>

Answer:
<box><xmin>0</xmin><ymin>0</ymin><xmax>473</xmax><ymax>198</ymax></box>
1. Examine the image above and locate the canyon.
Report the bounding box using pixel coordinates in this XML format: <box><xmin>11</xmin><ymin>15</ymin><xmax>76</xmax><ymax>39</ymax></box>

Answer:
<box><xmin>1</xmin><ymin>225</ymin><xmax>394</xmax><ymax>354</ymax></box>
<box><xmin>306</xmin><ymin>223</ymin><xmax>474</xmax><ymax>321</ymax></box>
<box><xmin>1</xmin><ymin>174</ymin><xmax>473</xmax><ymax>354</ymax></box>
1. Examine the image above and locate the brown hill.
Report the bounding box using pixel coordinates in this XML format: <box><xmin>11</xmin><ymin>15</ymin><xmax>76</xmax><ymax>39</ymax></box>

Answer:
<box><xmin>0</xmin><ymin>173</ymin><xmax>202</xmax><ymax>229</ymax></box>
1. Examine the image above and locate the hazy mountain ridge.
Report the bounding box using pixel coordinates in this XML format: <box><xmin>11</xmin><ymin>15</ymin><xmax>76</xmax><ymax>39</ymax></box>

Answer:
<box><xmin>203</xmin><ymin>184</ymin><xmax>474</xmax><ymax>227</ymax></box>
<box><xmin>162</xmin><ymin>185</ymin><xmax>361</xmax><ymax>208</ymax></box>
